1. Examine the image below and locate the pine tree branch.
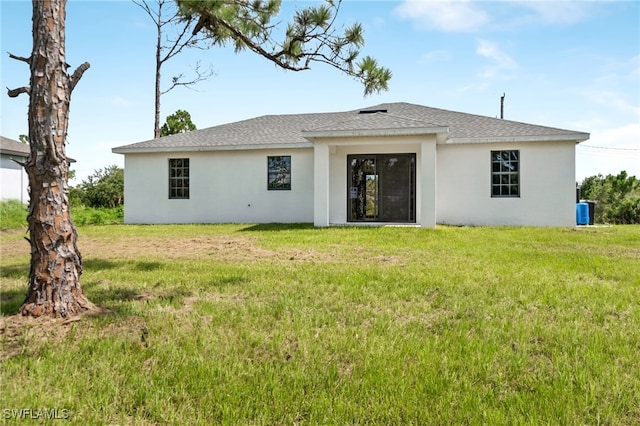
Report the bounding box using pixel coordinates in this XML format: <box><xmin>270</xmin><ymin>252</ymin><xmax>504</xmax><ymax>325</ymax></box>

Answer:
<box><xmin>7</xmin><ymin>86</ymin><xmax>30</xmax><ymax>97</ymax></box>
<box><xmin>8</xmin><ymin>52</ymin><xmax>31</xmax><ymax>64</ymax></box>
<box><xmin>11</xmin><ymin>158</ymin><xmax>28</xmax><ymax>168</ymax></box>
<box><xmin>160</xmin><ymin>61</ymin><xmax>215</xmax><ymax>95</ymax></box>
<box><xmin>69</xmin><ymin>62</ymin><xmax>90</xmax><ymax>93</ymax></box>
<box><xmin>204</xmin><ymin>14</ymin><xmax>310</xmax><ymax>72</ymax></box>
<box><xmin>133</xmin><ymin>0</ymin><xmax>160</xmax><ymax>25</ymax></box>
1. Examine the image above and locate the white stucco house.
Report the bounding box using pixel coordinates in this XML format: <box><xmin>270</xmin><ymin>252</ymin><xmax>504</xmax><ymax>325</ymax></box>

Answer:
<box><xmin>1</xmin><ymin>136</ymin><xmax>29</xmax><ymax>204</ymax></box>
<box><xmin>112</xmin><ymin>102</ymin><xmax>589</xmax><ymax>227</ymax></box>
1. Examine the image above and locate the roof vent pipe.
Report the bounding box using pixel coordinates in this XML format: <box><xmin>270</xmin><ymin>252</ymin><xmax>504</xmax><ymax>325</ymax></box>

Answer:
<box><xmin>500</xmin><ymin>93</ymin><xmax>505</xmax><ymax>119</ymax></box>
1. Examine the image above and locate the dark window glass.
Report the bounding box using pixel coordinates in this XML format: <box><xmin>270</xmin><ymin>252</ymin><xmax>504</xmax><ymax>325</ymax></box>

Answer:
<box><xmin>169</xmin><ymin>158</ymin><xmax>190</xmax><ymax>199</ymax></box>
<box><xmin>268</xmin><ymin>156</ymin><xmax>291</xmax><ymax>190</ymax></box>
<box><xmin>491</xmin><ymin>150</ymin><xmax>520</xmax><ymax>198</ymax></box>
<box><xmin>347</xmin><ymin>154</ymin><xmax>416</xmax><ymax>223</ymax></box>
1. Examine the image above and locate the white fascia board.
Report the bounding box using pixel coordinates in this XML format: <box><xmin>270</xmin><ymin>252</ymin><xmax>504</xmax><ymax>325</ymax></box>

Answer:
<box><xmin>446</xmin><ymin>133</ymin><xmax>590</xmax><ymax>144</ymax></box>
<box><xmin>302</xmin><ymin>126</ymin><xmax>449</xmax><ymax>141</ymax></box>
<box><xmin>112</xmin><ymin>142</ymin><xmax>313</xmax><ymax>154</ymax></box>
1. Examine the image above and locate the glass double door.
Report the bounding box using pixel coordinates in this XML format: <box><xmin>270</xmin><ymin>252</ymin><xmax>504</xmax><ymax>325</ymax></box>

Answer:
<box><xmin>348</xmin><ymin>154</ymin><xmax>416</xmax><ymax>223</ymax></box>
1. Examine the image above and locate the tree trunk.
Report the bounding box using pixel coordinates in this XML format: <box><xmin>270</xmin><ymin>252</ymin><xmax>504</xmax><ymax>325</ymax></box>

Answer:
<box><xmin>21</xmin><ymin>0</ymin><xmax>94</xmax><ymax>317</ymax></box>
<box><xmin>154</xmin><ymin>4</ymin><xmax>162</xmax><ymax>139</ymax></box>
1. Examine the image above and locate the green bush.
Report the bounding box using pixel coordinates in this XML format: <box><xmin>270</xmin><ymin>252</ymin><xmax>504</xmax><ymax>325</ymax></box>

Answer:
<box><xmin>0</xmin><ymin>201</ymin><xmax>123</xmax><ymax>230</ymax></box>
<box><xmin>581</xmin><ymin>171</ymin><xmax>640</xmax><ymax>224</ymax></box>
<box><xmin>75</xmin><ymin>165</ymin><xmax>124</xmax><ymax>209</ymax></box>
<box><xmin>611</xmin><ymin>197</ymin><xmax>640</xmax><ymax>224</ymax></box>
<box><xmin>72</xmin><ymin>206</ymin><xmax>123</xmax><ymax>226</ymax></box>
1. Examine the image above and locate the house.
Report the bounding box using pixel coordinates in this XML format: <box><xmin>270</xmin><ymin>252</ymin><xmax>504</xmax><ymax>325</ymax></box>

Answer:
<box><xmin>1</xmin><ymin>136</ymin><xmax>29</xmax><ymax>204</ymax></box>
<box><xmin>112</xmin><ymin>102</ymin><xmax>589</xmax><ymax>227</ymax></box>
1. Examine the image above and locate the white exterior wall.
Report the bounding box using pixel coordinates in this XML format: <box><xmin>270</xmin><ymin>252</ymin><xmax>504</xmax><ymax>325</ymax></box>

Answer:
<box><xmin>436</xmin><ymin>141</ymin><xmax>577</xmax><ymax>226</ymax></box>
<box><xmin>123</xmin><ymin>148</ymin><xmax>314</xmax><ymax>224</ymax></box>
<box><xmin>1</xmin><ymin>154</ymin><xmax>29</xmax><ymax>203</ymax></box>
<box><xmin>121</xmin><ymin>138</ymin><xmax>578</xmax><ymax>227</ymax></box>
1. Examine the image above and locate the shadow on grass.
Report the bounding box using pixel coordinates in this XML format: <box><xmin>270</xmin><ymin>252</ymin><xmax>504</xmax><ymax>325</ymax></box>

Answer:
<box><xmin>83</xmin><ymin>275</ymin><xmax>193</xmax><ymax>314</ymax></box>
<box><xmin>0</xmin><ymin>258</ymin><xmax>168</xmax><ymax>316</ymax></box>
<box><xmin>83</xmin><ymin>259</ymin><xmax>164</xmax><ymax>272</ymax></box>
<box><xmin>0</xmin><ymin>264</ymin><xmax>29</xmax><ymax>279</ymax></box>
<box><xmin>0</xmin><ymin>288</ymin><xmax>25</xmax><ymax>316</ymax></box>
<box><xmin>239</xmin><ymin>223</ymin><xmax>315</xmax><ymax>232</ymax></box>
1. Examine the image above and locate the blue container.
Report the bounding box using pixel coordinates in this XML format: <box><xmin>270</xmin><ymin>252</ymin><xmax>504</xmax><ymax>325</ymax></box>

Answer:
<box><xmin>576</xmin><ymin>202</ymin><xmax>589</xmax><ymax>225</ymax></box>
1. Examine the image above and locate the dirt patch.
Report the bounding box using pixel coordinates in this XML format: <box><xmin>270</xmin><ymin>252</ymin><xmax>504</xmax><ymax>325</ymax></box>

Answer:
<box><xmin>0</xmin><ymin>306</ymin><xmax>110</xmax><ymax>362</ymax></box>
<box><xmin>0</xmin><ymin>235</ymin><xmax>29</xmax><ymax>259</ymax></box>
<box><xmin>76</xmin><ymin>234</ymin><xmax>343</xmax><ymax>264</ymax></box>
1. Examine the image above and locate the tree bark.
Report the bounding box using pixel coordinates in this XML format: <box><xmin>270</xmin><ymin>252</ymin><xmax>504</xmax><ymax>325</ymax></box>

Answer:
<box><xmin>154</xmin><ymin>3</ymin><xmax>162</xmax><ymax>139</ymax></box>
<box><xmin>20</xmin><ymin>0</ymin><xmax>94</xmax><ymax>317</ymax></box>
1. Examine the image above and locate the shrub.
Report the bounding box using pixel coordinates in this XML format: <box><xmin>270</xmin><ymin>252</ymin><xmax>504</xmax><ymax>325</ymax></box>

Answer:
<box><xmin>0</xmin><ymin>200</ymin><xmax>28</xmax><ymax>230</ymax></box>
<box><xmin>580</xmin><ymin>171</ymin><xmax>640</xmax><ymax>224</ymax></box>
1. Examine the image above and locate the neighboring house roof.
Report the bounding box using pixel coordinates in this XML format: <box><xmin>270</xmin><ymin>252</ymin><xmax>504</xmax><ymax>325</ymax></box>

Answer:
<box><xmin>112</xmin><ymin>102</ymin><xmax>590</xmax><ymax>154</ymax></box>
<box><xmin>1</xmin><ymin>136</ymin><xmax>30</xmax><ymax>157</ymax></box>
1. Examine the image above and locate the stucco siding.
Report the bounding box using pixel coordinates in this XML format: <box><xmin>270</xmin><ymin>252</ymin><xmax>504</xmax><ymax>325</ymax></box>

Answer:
<box><xmin>123</xmin><ymin>148</ymin><xmax>314</xmax><ymax>224</ymax></box>
<box><xmin>436</xmin><ymin>141</ymin><xmax>577</xmax><ymax>226</ymax></box>
<box><xmin>1</xmin><ymin>154</ymin><xmax>29</xmax><ymax>203</ymax></box>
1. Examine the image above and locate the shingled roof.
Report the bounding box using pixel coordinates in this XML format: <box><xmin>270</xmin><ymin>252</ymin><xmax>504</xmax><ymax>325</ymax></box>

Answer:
<box><xmin>1</xmin><ymin>136</ymin><xmax>30</xmax><ymax>157</ymax></box>
<box><xmin>112</xmin><ymin>102</ymin><xmax>589</xmax><ymax>154</ymax></box>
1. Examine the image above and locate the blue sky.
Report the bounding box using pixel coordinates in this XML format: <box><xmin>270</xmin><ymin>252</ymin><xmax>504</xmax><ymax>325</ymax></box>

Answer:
<box><xmin>1</xmin><ymin>0</ymin><xmax>639</xmax><ymax>183</ymax></box>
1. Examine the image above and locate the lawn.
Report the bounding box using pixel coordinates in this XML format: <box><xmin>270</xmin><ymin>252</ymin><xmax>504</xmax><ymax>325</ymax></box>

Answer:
<box><xmin>1</xmin><ymin>224</ymin><xmax>639</xmax><ymax>425</ymax></box>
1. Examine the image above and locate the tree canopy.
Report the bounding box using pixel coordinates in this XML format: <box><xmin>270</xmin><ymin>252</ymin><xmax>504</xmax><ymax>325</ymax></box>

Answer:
<box><xmin>580</xmin><ymin>171</ymin><xmax>640</xmax><ymax>224</ymax></box>
<box><xmin>74</xmin><ymin>165</ymin><xmax>125</xmax><ymax>209</ymax></box>
<box><xmin>160</xmin><ymin>109</ymin><xmax>197</xmax><ymax>136</ymax></box>
<box><xmin>177</xmin><ymin>0</ymin><xmax>391</xmax><ymax>95</ymax></box>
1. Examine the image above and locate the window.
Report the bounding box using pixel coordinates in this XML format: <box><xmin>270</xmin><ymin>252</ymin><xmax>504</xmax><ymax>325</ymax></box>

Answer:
<box><xmin>267</xmin><ymin>156</ymin><xmax>291</xmax><ymax>190</ymax></box>
<box><xmin>169</xmin><ymin>158</ymin><xmax>189</xmax><ymax>199</ymax></box>
<box><xmin>491</xmin><ymin>150</ymin><xmax>519</xmax><ymax>197</ymax></box>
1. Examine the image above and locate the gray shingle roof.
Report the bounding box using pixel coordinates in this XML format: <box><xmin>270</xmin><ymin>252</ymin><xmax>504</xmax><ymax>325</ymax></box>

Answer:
<box><xmin>0</xmin><ymin>136</ymin><xmax>30</xmax><ymax>157</ymax></box>
<box><xmin>112</xmin><ymin>102</ymin><xmax>589</xmax><ymax>154</ymax></box>
<box><xmin>306</xmin><ymin>111</ymin><xmax>443</xmax><ymax>132</ymax></box>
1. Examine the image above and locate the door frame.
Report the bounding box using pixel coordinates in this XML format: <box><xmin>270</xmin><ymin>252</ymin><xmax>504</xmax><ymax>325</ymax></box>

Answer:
<box><xmin>346</xmin><ymin>153</ymin><xmax>416</xmax><ymax>223</ymax></box>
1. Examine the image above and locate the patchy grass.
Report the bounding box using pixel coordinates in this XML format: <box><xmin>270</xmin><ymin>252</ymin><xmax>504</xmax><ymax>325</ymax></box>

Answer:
<box><xmin>1</xmin><ymin>224</ymin><xmax>639</xmax><ymax>424</ymax></box>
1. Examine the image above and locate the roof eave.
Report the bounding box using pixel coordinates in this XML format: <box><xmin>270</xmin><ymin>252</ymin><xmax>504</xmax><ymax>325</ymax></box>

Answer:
<box><xmin>112</xmin><ymin>142</ymin><xmax>313</xmax><ymax>154</ymax></box>
<box><xmin>1</xmin><ymin>150</ymin><xmax>30</xmax><ymax>157</ymax></box>
<box><xmin>302</xmin><ymin>126</ymin><xmax>449</xmax><ymax>141</ymax></box>
<box><xmin>447</xmin><ymin>133</ymin><xmax>590</xmax><ymax>144</ymax></box>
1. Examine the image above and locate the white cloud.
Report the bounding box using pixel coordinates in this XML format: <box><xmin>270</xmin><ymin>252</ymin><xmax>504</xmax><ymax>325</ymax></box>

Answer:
<box><xmin>580</xmin><ymin>89</ymin><xmax>640</xmax><ymax>120</ymax></box>
<box><xmin>395</xmin><ymin>0</ymin><xmax>489</xmax><ymax>33</ymax></box>
<box><xmin>589</xmin><ymin>123</ymin><xmax>640</xmax><ymax>149</ymax></box>
<box><xmin>419</xmin><ymin>49</ymin><xmax>452</xmax><ymax>64</ymax></box>
<box><xmin>395</xmin><ymin>0</ymin><xmax>598</xmax><ymax>33</ymax></box>
<box><xmin>576</xmin><ymin>123</ymin><xmax>640</xmax><ymax>179</ymax></box>
<box><xmin>476</xmin><ymin>39</ymin><xmax>517</xmax><ymax>79</ymax></box>
<box><xmin>517</xmin><ymin>1</ymin><xmax>591</xmax><ymax>25</ymax></box>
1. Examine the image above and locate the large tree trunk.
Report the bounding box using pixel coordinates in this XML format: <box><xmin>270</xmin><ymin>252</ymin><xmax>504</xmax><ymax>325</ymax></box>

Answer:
<box><xmin>20</xmin><ymin>0</ymin><xmax>94</xmax><ymax>317</ymax></box>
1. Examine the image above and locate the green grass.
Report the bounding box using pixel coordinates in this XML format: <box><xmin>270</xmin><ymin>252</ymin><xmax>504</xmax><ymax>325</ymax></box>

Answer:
<box><xmin>0</xmin><ymin>200</ymin><xmax>28</xmax><ymax>231</ymax></box>
<box><xmin>1</xmin><ymin>224</ymin><xmax>639</xmax><ymax>425</ymax></box>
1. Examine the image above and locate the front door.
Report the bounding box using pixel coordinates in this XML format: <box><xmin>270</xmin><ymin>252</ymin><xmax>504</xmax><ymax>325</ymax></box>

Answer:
<box><xmin>347</xmin><ymin>154</ymin><xmax>416</xmax><ymax>223</ymax></box>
